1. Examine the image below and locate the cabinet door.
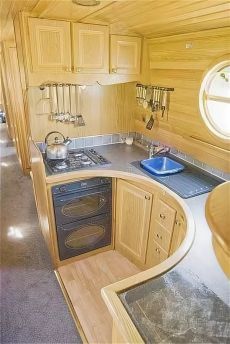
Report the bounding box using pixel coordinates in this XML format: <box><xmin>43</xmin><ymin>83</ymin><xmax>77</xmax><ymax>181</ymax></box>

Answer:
<box><xmin>28</xmin><ymin>18</ymin><xmax>71</xmax><ymax>73</ymax></box>
<box><xmin>170</xmin><ymin>214</ymin><xmax>186</xmax><ymax>254</ymax></box>
<box><xmin>116</xmin><ymin>179</ymin><xmax>152</xmax><ymax>265</ymax></box>
<box><xmin>72</xmin><ymin>23</ymin><xmax>109</xmax><ymax>73</ymax></box>
<box><xmin>110</xmin><ymin>35</ymin><xmax>141</xmax><ymax>74</ymax></box>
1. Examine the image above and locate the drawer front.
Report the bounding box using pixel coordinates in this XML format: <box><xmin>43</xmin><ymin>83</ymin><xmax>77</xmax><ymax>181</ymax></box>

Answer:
<box><xmin>149</xmin><ymin>240</ymin><xmax>168</xmax><ymax>266</ymax></box>
<box><xmin>153</xmin><ymin>222</ymin><xmax>172</xmax><ymax>252</ymax></box>
<box><xmin>157</xmin><ymin>199</ymin><xmax>176</xmax><ymax>232</ymax></box>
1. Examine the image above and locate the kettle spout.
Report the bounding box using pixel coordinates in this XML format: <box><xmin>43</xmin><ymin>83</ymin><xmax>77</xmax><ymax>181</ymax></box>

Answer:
<box><xmin>63</xmin><ymin>137</ymin><xmax>72</xmax><ymax>145</ymax></box>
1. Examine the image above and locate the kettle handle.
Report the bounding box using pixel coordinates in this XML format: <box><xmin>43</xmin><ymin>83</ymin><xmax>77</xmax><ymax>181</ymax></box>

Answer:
<box><xmin>45</xmin><ymin>131</ymin><xmax>65</xmax><ymax>144</ymax></box>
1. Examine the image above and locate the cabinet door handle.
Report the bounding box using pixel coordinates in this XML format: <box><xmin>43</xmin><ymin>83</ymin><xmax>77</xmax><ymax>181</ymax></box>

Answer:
<box><xmin>160</xmin><ymin>213</ymin><xmax>166</xmax><ymax>219</ymax></box>
<box><xmin>175</xmin><ymin>220</ymin><xmax>181</xmax><ymax>226</ymax></box>
<box><xmin>145</xmin><ymin>195</ymin><xmax>151</xmax><ymax>200</ymax></box>
<box><xmin>64</xmin><ymin>66</ymin><xmax>71</xmax><ymax>72</ymax></box>
<box><xmin>155</xmin><ymin>247</ymin><xmax>160</xmax><ymax>254</ymax></box>
<box><xmin>111</xmin><ymin>68</ymin><xmax>117</xmax><ymax>73</ymax></box>
<box><xmin>73</xmin><ymin>67</ymin><xmax>81</xmax><ymax>73</ymax></box>
<box><xmin>156</xmin><ymin>233</ymin><xmax>162</xmax><ymax>240</ymax></box>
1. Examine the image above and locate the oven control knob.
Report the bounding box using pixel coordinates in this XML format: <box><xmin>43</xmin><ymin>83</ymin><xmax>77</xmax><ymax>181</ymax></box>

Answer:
<box><xmin>59</xmin><ymin>186</ymin><xmax>67</xmax><ymax>192</ymax></box>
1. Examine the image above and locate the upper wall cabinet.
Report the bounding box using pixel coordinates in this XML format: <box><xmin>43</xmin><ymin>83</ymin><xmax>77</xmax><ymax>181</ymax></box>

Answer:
<box><xmin>110</xmin><ymin>35</ymin><xmax>141</xmax><ymax>75</ymax></box>
<box><xmin>15</xmin><ymin>13</ymin><xmax>142</xmax><ymax>86</ymax></box>
<box><xmin>28</xmin><ymin>18</ymin><xmax>72</xmax><ymax>73</ymax></box>
<box><xmin>72</xmin><ymin>23</ymin><xmax>109</xmax><ymax>74</ymax></box>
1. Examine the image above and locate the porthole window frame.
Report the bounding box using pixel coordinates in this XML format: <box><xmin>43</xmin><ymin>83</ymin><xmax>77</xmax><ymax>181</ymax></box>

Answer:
<box><xmin>199</xmin><ymin>56</ymin><xmax>230</xmax><ymax>141</ymax></box>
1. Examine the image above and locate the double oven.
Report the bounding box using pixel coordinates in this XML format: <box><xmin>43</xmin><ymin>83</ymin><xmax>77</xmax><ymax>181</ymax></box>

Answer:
<box><xmin>52</xmin><ymin>177</ymin><xmax>112</xmax><ymax>260</ymax></box>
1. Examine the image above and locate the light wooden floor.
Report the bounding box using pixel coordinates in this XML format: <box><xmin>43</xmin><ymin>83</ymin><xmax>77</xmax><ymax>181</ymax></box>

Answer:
<box><xmin>57</xmin><ymin>250</ymin><xmax>141</xmax><ymax>343</ymax></box>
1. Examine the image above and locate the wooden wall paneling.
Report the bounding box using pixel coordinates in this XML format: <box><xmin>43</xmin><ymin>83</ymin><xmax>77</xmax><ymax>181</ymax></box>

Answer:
<box><xmin>0</xmin><ymin>49</ymin><xmax>15</xmax><ymax>139</ymax></box>
<box><xmin>134</xmin><ymin>27</ymin><xmax>230</xmax><ymax>169</ymax></box>
<box><xmin>0</xmin><ymin>0</ymin><xmax>39</xmax><ymax>40</ymax></box>
<box><xmin>148</xmin><ymin>27</ymin><xmax>230</xmax><ymax>70</ymax></box>
<box><xmin>1</xmin><ymin>41</ymin><xmax>31</xmax><ymax>173</ymax></box>
<box><xmin>28</xmin><ymin>82</ymin><xmax>136</xmax><ymax>141</ymax></box>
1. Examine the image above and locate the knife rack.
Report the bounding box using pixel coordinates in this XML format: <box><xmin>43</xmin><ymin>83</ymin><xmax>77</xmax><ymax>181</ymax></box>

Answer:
<box><xmin>136</xmin><ymin>83</ymin><xmax>174</xmax><ymax>117</ymax></box>
<box><xmin>37</xmin><ymin>83</ymin><xmax>86</xmax><ymax>126</ymax></box>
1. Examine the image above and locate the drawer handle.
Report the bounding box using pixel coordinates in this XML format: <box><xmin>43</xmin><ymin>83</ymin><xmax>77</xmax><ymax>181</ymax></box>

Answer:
<box><xmin>145</xmin><ymin>195</ymin><xmax>151</xmax><ymax>200</ymax></box>
<box><xmin>156</xmin><ymin>233</ymin><xmax>162</xmax><ymax>240</ymax></box>
<box><xmin>160</xmin><ymin>213</ymin><xmax>166</xmax><ymax>219</ymax></box>
<box><xmin>112</xmin><ymin>68</ymin><xmax>117</xmax><ymax>73</ymax></box>
<box><xmin>155</xmin><ymin>247</ymin><xmax>160</xmax><ymax>254</ymax></box>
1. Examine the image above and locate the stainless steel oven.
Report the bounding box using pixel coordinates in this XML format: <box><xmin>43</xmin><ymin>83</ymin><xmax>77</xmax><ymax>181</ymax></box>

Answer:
<box><xmin>52</xmin><ymin>177</ymin><xmax>112</xmax><ymax>260</ymax></box>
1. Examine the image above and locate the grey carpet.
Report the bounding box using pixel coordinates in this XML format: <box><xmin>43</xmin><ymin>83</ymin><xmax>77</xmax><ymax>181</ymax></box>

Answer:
<box><xmin>0</xmin><ymin>124</ymin><xmax>82</xmax><ymax>344</ymax></box>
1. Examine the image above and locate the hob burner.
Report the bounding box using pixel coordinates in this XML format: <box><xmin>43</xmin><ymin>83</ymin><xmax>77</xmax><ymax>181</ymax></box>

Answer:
<box><xmin>43</xmin><ymin>148</ymin><xmax>111</xmax><ymax>174</ymax></box>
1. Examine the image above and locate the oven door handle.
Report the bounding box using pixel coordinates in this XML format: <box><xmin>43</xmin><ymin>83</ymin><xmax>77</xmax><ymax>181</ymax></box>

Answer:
<box><xmin>53</xmin><ymin>188</ymin><xmax>111</xmax><ymax>204</ymax></box>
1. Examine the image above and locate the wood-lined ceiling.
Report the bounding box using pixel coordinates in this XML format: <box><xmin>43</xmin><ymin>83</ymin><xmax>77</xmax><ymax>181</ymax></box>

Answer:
<box><xmin>1</xmin><ymin>0</ymin><xmax>230</xmax><ymax>41</ymax></box>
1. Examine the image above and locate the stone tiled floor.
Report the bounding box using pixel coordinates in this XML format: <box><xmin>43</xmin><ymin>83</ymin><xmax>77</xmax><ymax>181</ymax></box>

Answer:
<box><xmin>0</xmin><ymin>124</ymin><xmax>82</xmax><ymax>343</ymax></box>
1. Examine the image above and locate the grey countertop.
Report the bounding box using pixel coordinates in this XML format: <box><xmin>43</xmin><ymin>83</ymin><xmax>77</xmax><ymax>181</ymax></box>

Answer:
<box><xmin>45</xmin><ymin>143</ymin><xmax>150</xmax><ymax>178</ymax></box>
<box><xmin>43</xmin><ymin>143</ymin><xmax>230</xmax><ymax>342</ymax></box>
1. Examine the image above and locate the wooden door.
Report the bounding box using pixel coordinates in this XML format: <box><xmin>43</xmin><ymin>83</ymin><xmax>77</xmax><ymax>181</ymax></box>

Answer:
<box><xmin>28</xmin><ymin>17</ymin><xmax>71</xmax><ymax>73</ymax></box>
<box><xmin>72</xmin><ymin>23</ymin><xmax>109</xmax><ymax>73</ymax></box>
<box><xmin>115</xmin><ymin>179</ymin><xmax>152</xmax><ymax>265</ymax></box>
<box><xmin>110</xmin><ymin>35</ymin><xmax>141</xmax><ymax>74</ymax></box>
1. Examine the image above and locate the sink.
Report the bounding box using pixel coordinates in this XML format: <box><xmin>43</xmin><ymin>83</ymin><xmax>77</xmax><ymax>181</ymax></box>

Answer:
<box><xmin>140</xmin><ymin>156</ymin><xmax>184</xmax><ymax>176</ymax></box>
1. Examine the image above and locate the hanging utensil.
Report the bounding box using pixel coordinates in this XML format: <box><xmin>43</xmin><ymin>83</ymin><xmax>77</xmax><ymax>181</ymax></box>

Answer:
<box><xmin>155</xmin><ymin>88</ymin><xmax>161</xmax><ymax>111</ymax></box>
<box><xmin>142</xmin><ymin>86</ymin><xmax>148</xmax><ymax>109</ymax></box>
<box><xmin>152</xmin><ymin>87</ymin><xmax>157</xmax><ymax>112</ymax></box>
<box><xmin>75</xmin><ymin>85</ymin><xmax>85</xmax><ymax>127</ymax></box>
<box><xmin>161</xmin><ymin>90</ymin><xmax>169</xmax><ymax>118</ymax></box>
<box><xmin>63</xmin><ymin>84</ymin><xmax>70</xmax><ymax>122</ymax></box>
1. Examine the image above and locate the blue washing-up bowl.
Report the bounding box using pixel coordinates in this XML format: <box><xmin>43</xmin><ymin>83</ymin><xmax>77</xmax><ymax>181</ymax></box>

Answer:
<box><xmin>140</xmin><ymin>156</ymin><xmax>184</xmax><ymax>176</ymax></box>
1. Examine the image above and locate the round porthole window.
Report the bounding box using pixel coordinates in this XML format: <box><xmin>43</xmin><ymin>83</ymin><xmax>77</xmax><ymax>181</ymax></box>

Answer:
<box><xmin>199</xmin><ymin>59</ymin><xmax>230</xmax><ymax>140</ymax></box>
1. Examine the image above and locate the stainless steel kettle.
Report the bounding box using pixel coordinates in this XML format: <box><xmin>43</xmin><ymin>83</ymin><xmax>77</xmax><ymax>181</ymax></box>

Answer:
<box><xmin>45</xmin><ymin>131</ymin><xmax>72</xmax><ymax>160</ymax></box>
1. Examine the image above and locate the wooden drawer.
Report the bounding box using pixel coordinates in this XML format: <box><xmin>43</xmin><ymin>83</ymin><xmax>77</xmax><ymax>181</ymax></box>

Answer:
<box><xmin>148</xmin><ymin>240</ymin><xmax>168</xmax><ymax>266</ymax></box>
<box><xmin>157</xmin><ymin>199</ymin><xmax>176</xmax><ymax>232</ymax></box>
<box><xmin>153</xmin><ymin>222</ymin><xmax>172</xmax><ymax>252</ymax></box>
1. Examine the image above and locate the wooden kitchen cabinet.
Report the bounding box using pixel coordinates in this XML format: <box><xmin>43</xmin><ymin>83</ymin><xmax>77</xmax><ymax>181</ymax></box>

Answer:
<box><xmin>28</xmin><ymin>17</ymin><xmax>71</xmax><ymax>73</ymax></box>
<box><xmin>110</xmin><ymin>35</ymin><xmax>141</xmax><ymax>74</ymax></box>
<box><xmin>72</xmin><ymin>23</ymin><xmax>109</xmax><ymax>73</ymax></box>
<box><xmin>115</xmin><ymin>179</ymin><xmax>153</xmax><ymax>266</ymax></box>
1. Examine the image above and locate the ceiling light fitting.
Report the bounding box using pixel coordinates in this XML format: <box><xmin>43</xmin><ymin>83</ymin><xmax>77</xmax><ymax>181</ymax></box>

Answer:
<box><xmin>72</xmin><ymin>0</ymin><xmax>100</xmax><ymax>6</ymax></box>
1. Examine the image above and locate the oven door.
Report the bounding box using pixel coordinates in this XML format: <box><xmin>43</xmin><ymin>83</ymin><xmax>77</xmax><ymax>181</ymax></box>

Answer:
<box><xmin>53</xmin><ymin>186</ymin><xmax>112</xmax><ymax>225</ymax></box>
<box><xmin>56</xmin><ymin>213</ymin><xmax>112</xmax><ymax>260</ymax></box>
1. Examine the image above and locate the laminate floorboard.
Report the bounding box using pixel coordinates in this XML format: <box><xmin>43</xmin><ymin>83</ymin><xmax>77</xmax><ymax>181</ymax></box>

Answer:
<box><xmin>58</xmin><ymin>250</ymin><xmax>141</xmax><ymax>344</ymax></box>
<box><xmin>0</xmin><ymin>124</ymin><xmax>82</xmax><ymax>343</ymax></box>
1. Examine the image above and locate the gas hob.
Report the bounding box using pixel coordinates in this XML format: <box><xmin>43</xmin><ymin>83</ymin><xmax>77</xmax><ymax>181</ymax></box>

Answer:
<box><xmin>43</xmin><ymin>148</ymin><xmax>111</xmax><ymax>174</ymax></box>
